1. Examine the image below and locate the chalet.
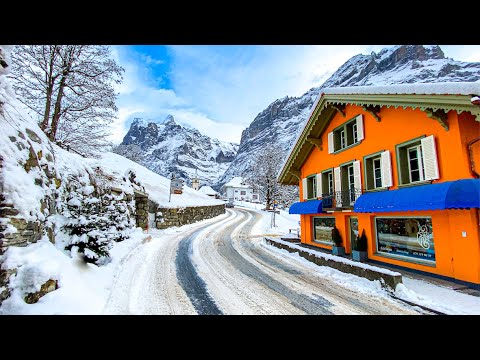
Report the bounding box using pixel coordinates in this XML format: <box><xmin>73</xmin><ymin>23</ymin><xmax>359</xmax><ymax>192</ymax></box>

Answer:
<box><xmin>278</xmin><ymin>82</ymin><xmax>480</xmax><ymax>286</ymax></box>
<box><xmin>223</xmin><ymin>177</ymin><xmax>259</xmax><ymax>202</ymax></box>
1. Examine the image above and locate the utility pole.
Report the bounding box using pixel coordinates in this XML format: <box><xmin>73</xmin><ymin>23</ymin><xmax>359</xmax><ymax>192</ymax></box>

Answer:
<box><xmin>168</xmin><ymin>173</ymin><xmax>173</xmax><ymax>203</ymax></box>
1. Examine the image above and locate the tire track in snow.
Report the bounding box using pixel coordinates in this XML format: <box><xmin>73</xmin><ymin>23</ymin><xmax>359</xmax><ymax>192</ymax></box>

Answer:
<box><xmin>215</xmin><ymin>209</ymin><xmax>334</xmax><ymax>314</ymax></box>
<box><xmin>176</xmin><ymin>227</ymin><xmax>223</xmax><ymax>315</ymax></box>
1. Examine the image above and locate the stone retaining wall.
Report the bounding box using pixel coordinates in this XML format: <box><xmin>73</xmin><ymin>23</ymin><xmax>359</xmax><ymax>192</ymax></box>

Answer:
<box><xmin>149</xmin><ymin>201</ymin><xmax>225</xmax><ymax>229</ymax></box>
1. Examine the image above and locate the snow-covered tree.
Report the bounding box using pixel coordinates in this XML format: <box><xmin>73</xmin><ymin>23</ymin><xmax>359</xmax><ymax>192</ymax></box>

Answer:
<box><xmin>9</xmin><ymin>45</ymin><xmax>124</xmax><ymax>156</ymax></box>
<box><xmin>62</xmin><ymin>178</ymin><xmax>135</xmax><ymax>265</ymax></box>
<box><xmin>244</xmin><ymin>145</ymin><xmax>298</xmax><ymax>209</ymax></box>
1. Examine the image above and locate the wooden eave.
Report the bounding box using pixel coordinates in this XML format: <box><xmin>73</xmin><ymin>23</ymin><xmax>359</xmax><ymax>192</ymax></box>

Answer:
<box><xmin>278</xmin><ymin>93</ymin><xmax>480</xmax><ymax>185</ymax></box>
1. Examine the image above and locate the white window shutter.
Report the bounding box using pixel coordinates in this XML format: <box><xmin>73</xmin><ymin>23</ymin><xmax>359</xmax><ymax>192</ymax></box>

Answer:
<box><xmin>328</xmin><ymin>131</ymin><xmax>334</xmax><ymax>154</ymax></box>
<box><xmin>302</xmin><ymin>178</ymin><xmax>308</xmax><ymax>200</ymax></box>
<box><xmin>353</xmin><ymin>160</ymin><xmax>362</xmax><ymax>192</ymax></box>
<box><xmin>421</xmin><ymin>135</ymin><xmax>440</xmax><ymax>180</ymax></box>
<box><xmin>356</xmin><ymin>114</ymin><xmax>364</xmax><ymax>141</ymax></box>
<box><xmin>316</xmin><ymin>173</ymin><xmax>322</xmax><ymax>198</ymax></box>
<box><xmin>381</xmin><ymin>150</ymin><xmax>393</xmax><ymax>187</ymax></box>
<box><xmin>334</xmin><ymin>167</ymin><xmax>342</xmax><ymax>207</ymax></box>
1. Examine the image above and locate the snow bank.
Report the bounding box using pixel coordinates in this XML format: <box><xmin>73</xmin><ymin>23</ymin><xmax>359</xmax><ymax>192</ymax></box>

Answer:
<box><xmin>0</xmin><ymin>230</ymin><xmax>147</xmax><ymax>314</ymax></box>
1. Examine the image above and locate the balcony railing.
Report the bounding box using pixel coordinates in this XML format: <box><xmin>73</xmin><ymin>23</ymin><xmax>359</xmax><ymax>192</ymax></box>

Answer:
<box><xmin>320</xmin><ymin>188</ymin><xmax>363</xmax><ymax>209</ymax></box>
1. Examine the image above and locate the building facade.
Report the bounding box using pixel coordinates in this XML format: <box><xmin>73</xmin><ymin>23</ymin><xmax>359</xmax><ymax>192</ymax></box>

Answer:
<box><xmin>223</xmin><ymin>177</ymin><xmax>259</xmax><ymax>202</ymax></box>
<box><xmin>278</xmin><ymin>83</ymin><xmax>480</xmax><ymax>286</ymax></box>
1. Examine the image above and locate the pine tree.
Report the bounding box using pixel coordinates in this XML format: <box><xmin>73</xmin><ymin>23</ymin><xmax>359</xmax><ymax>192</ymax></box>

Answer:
<box><xmin>64</xmin><ymin>188</ymin><xmax>112</xmax><ymax>265</ymax></box>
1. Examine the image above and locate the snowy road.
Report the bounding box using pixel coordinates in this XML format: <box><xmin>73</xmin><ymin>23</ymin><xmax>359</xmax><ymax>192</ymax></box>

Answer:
<box><xmin>103</xmin><ymin>208</ymin><xmax>419</xmax><ymax>315</ymax></box>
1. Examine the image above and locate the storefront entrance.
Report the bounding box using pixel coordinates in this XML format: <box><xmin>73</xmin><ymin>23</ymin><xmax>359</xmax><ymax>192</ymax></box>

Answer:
<box><xmin>348</xmin><ymin>217</ymin><xmax>359</xmax><ymax>254</ymax></box>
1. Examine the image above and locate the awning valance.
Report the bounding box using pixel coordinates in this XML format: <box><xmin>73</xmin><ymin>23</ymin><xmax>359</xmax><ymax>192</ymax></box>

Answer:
<box><xmin>354</xmin><ymin>179</ymin><xmax>480</xmax><ymax>213</ymax></box>
<box><xmin>289</xmin><ymin>200</ymin><xmax>323</xmax><ymax>214</ymax></box>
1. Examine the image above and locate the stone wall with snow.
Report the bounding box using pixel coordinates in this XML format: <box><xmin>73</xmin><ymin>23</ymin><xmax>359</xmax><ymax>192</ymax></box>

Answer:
<box><xmin>0</xmin><ymin>46</ymin><xmax>141</xmax><ymax>305</ymax></box>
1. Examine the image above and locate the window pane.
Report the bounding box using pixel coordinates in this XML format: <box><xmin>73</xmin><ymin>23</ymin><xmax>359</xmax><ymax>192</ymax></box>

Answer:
<box><xmin>373</xmin><ymin>158</ymin><xmax>382</xmax><ymax>188</ymax></box>
<box><xmin>375</xmin><ymin>217</ymin><xmax>435</xmax><ymax>263</ymax></box>
<box><xmin>411</xmin><ymin>170</ymin><xmax>420</xmax><ymax>182</ymax></box>
<box><xmin>313</xmin><ymin>217</ymin><xmax>336</xmax><ymax>244</ymax></box>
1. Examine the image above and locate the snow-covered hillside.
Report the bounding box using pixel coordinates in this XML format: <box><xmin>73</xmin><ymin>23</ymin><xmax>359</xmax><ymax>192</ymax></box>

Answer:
<box><xmin>215</xmin><ymin>45</ymin><xmax>480</xmax><ymax>188</ymax></box>
<box><xmin>121</xmin><ymin>115</ymin><xmax>238</xmax><ymax>187</ymax></box>
<box><xmin>89</xmin><ymin>152</ymin><xmax>223</xmax><ymax>208</ymax></box>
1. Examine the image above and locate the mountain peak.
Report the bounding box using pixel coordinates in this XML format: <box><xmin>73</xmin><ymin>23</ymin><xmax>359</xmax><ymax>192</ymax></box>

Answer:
<box><xmin>163</xmin><ymin>114</ymin><xmax>176</xmax><ymax>126</ymax></box>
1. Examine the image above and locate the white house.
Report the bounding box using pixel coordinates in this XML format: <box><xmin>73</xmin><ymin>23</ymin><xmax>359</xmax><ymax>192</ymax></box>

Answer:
<box><xmin>199</xmin><ymin>185</ymin><xmax>217</xmax><ymax>198</ymax></box>
<box><xmin>223</xmin><ymin>177</ymin><xmax>259</xmax><ymax>202</ymax></box>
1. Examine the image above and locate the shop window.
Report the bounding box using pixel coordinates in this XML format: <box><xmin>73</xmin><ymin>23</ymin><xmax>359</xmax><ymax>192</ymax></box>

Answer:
<box><xmin>313</xmin><ymin>217</ymin><xmax>335</xmax><ymax>245</ymax></box>
<box><xmin>375</xmin><ymin>217</ymin><xmax>435</xmax><ymax>263</ymax></box>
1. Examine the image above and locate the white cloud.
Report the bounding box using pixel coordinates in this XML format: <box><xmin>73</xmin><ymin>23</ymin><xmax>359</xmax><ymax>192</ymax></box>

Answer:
<box><xmin>110</xmin><ymin>46</ymin><xmax>244</xmax><ymax>144</ymax></box>
<box><xmin>167</xmin><ymin>45</ymin><xmax>388</xmax><ymax>132</ymax></box>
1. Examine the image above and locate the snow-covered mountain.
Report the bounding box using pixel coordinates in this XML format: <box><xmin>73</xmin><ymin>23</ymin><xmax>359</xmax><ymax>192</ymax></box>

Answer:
<box><xmin>215</xmin><ymin>45</ymin><xmax>480</xmax><ymax>188</ymax></box>
<box><xmin>121</xmin><ymin>115</ymin><xmax>239</xmax><ymax>186</ymax></box>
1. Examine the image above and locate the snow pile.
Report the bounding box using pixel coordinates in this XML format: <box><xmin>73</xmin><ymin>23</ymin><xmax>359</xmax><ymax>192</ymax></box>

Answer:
<box><xmin>0</xmin><ymin>229</ymin><xmax>147</xmax><ymax>314</ymax></box>
<box><xmin>199</xmin><ymin>185</ymin><xmax>217</xmax><ymax>196</ymax></box>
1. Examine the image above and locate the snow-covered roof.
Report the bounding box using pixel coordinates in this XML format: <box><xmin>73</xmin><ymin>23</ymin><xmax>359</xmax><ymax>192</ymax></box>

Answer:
<box><xmin>223</xmin><ymin>176</ymin><xmax>251</xmax><ymax>189</ymax></box>
<box><xmin>278</xmin><ymin>81</ymin><xmax>480</xmax><ymax>186</ymax></box>
<box><xmin>199</xmin><ymin>185</ymin><xmax>217</xmax><ymax>195</ymax></box>
<box><xmin>322</xmin><ymin>81</ymin><xmax>480</xmax><ymax>96</ymax></box>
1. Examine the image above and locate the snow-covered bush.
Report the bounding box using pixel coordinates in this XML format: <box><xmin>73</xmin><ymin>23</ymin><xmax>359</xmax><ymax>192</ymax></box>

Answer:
<box><xmin>61</xmin><ymin>174</ymin><xmax>136</xmax><ymax>265</ymax></box>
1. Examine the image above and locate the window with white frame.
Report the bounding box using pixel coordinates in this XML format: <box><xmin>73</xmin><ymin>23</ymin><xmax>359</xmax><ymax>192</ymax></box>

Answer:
<box><xmin>302</xmin><ymin>175</ymin><xmax>317</xmax><ymax>200</ymax></box>
<box><xmin>396</xmin><ymin>135</ymin><xmax>439</xmax><ymax>186</ymax></box>
<box><xmin>321</xmin><ymin>170</ymin><xmax>334</xmax><ymax>196</ymax></box>
<box><xmin>333</xmin><ymin>160</ymin><xmax>362</xmax><ymax>207</ymax></box>
<box><xmin>364</xmin><ymin>150</ymin><xmax>393</xmax><ymax>190</ymax></box>
<box><xmin>407</xmin><ymin>145</ymin><xmax>424</xmax><ymax>183</ymax></box>
<box><xmin>328</xmin><ymin>114</ymin><xmax>364</xmax><ymax>153</ymax></box>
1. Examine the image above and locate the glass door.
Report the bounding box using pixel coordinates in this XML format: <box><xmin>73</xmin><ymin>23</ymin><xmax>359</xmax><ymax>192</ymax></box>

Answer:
<box><xmin>348</xmin><ymin>217</ymin><xmax>359</xmax><ymax>254</ymax></box>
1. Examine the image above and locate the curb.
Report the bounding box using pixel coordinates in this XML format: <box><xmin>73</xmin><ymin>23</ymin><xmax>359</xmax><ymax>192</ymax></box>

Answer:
<box><xmin>264</xmin><ymin>237</ymin><xmax>403</xmax><ymax>291</ymax></box>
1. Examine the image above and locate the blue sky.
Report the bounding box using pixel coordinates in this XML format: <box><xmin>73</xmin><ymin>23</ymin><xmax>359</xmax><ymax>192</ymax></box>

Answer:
<box><xmin>110</xmin><ymin>45</ymin><xmax>480</xmax><ymax>144</ymax></box>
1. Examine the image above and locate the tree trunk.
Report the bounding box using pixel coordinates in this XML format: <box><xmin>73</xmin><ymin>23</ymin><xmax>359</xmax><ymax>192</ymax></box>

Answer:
<box><xmin>41</xmin><ymin>85</ymin><xmax>53</xmax><ymax>131</ymax></box>
<box><xmin>49</xmin><ymin>74</ymin><xmax>67</xmax><ymax>142</ymax></box>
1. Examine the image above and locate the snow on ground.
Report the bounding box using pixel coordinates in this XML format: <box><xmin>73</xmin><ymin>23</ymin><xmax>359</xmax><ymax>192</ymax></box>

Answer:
<box><xmin>0</xmin><ymin>229</ymin><xmax>147</xmax><ymax>314</ymax></box>
<box><xmin>234</xmin><ymin>201</ymin><xmax>300</xmax><ymax>237</ymax></box>
<box><xmin>90</xmin><ymin>152</ymin><xmax>224</xmax><ymax>208</ymax></box>
<box><xmin>395</xmin><ymin>278</ymin><xmax>480</xmax><ymax>315</ymax></box>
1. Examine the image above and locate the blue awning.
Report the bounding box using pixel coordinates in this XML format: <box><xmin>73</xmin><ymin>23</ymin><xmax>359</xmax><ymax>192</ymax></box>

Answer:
<box><xmin>354</xmin><ymin>179</ymin><xmax>480</xmax><ymax>213</ymax></box>
<box><xmin>289</xmin><ymin>200</ymin><xmax>323</xmax><ymax>214</ymax></box>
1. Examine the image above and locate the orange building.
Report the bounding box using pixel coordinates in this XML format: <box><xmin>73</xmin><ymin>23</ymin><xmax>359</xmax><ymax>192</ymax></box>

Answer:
<box><xmin>278</xmin><ymin>83</ymin><xmax>480</xmax><ymax>286</ymax></box>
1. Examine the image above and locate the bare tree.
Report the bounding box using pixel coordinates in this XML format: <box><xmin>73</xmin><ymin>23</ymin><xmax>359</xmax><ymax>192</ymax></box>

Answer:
<box><xmin>9</xmin><ymin>45</ymin><xmax>124</xmax><ymax>156</ymax></box>
<box><xmin>244</xmin><ymin>145</ymin><xmax>298</xmax><ymax>210</ymax></box>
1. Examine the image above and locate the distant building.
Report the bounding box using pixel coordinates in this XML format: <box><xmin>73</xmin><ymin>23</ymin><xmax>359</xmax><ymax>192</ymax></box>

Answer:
<box><xmin>191</xmin><ymin>169</ymin><xmax>200</xmax><ymax>191</ymax></box>
<box><xmin>199</xmin><ymin>185</ymin><xmax>217</xmax><ymax>198</ymax></box>
<box><xmin>222</xmin><ymin>177</ymin><xmax>259</xmax><ymax>202</ymax></box>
